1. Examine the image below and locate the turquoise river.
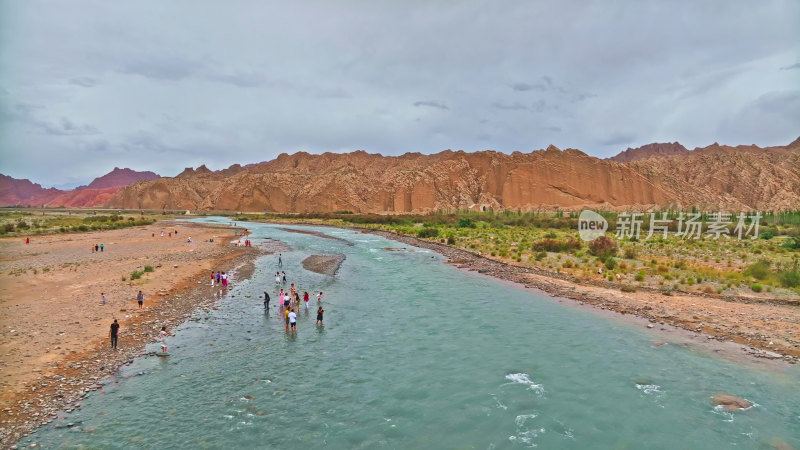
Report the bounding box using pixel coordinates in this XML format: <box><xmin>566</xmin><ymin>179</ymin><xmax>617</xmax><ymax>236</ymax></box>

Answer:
<box><xmin>21</xmin><ymin>219</ymin><xmax>800</xmax><ymax>449</ymax></box>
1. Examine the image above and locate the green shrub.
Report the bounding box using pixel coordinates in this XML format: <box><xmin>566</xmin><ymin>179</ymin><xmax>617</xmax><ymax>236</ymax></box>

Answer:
<box><xmin>777</xmin><ymin>270</ymin><xmax>800</xmax><ymax>288</ymax></box>
<box><xmin>144</xmin><ymin>265</ymin><xmax>154</xmax><ymax>273</ymax></box>
<box><xmin>634</xmin><ymin>270</ymin><xmax>646</xmax><ymax>281</ymax></box>
<box><xmin>782</xmin><ymin>238</ymin><xmax>798</xmax><ymax>250</ymax></box>
<box><xmin>535</xmin><ymin>252</ymin><xmax>547</xmax><ymax>261</ymax></box>
<box><xmin>750</xmin><ymin>283</ymin><xmax>763</xmax><ymax>292</ymax></box>
<box><xmin>620</xmin><ymin>284</ymin><xmax>637</xmax><ymax>293</ymax></box>
<box><xmin>417</xmin><ymin>227</ymin><xmax>439</xmax><ymax>238</ymax></box>
<box><xmin>743</xmin><ymin>260</ymin><xmax>771</xmax><ymax>280</ymax></box>
<box><xmin>759</xmin><ymin>231</ymin><xmax>773</xmax><ymax>240</ymax></box>
<box><xmin>604</xmin><ymin>257</ymin><xmax>617</xmax><ymax>270</ymax></box>
<box><xmin>623</xmin><ymin>247</ymin><xmax>638</xmax><ymax>259</ymax></box>
<box><xmin>130</xmin><ymin>270</ymin><xmax>144</xmax><ymax>280</ymax></box>
<box><xmin>457</xmin><ymin>218</ymin><xmax>476</xmax><ymax>228</ymax></box>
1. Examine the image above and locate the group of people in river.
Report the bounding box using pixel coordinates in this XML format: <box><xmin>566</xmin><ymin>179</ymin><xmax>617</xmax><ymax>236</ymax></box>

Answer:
<box><xmin>264</xmin><ymin>269</ymin><xmax>324</xmax><ymax>333</ymax></box>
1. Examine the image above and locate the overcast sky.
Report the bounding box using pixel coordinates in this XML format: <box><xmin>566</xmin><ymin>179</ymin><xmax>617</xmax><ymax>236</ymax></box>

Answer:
<box><xmin>1</xmin><ymin>1</ymin><xmax>798</xmax><ymax>188</ymax></box>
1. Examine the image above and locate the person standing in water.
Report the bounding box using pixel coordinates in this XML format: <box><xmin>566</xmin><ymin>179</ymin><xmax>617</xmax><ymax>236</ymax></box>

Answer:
<box><xmin>284</xmin><ymin>307</ymin><xmax>290</xmax><ymax>331</ymax></box>
<box><xmin>110</xmin><ymin>319</ymin><xmax>119</xmax><ymax>349</ymax></box>
<box><xmin>278</xmin><ymin>253</ymin><xmax>282</xmax><ymax>267</ymax></box>
<box><xmin>263</xmin><ymin>290</ymin><xmax>270</xmax><ymax>312</ymax></box>
<box><xmin>160</xmin><ymin>326</ymin><xmax>169</xmax><ymax>353</ymax></box>
<box><xmin>288</xmin><ymin>308</ymin><xmax>297</xmax><ymax>332</ymax></box>
<box><xmin>275</xmin><ymin>272</ymin><xmax>281</xmax><ymax>284</ymax></box>
<box><xmin>303</xmin><ymin>292</ymin><xmax>309</xmax><ymax>310</ymax></box>
<box><xmin>316</xmin><ymin>292</ymin><xmax>323</xmax><ymax>303</ymax></box>
<box><xmin>316</xmin><ymin>306</ymin><xmax>324</xmax><ymax>325</ymax></box>
<box><xmin>137</xmin><ymin>291</ymin><xmax>144</xmax><ymax>310</ymax></box>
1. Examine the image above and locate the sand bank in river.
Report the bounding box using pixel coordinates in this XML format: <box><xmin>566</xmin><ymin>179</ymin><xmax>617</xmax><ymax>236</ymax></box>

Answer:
<box><xmin>302</xmin><ymin>254</ymin><xmax>345</xmax><ymax>275</ymax></box>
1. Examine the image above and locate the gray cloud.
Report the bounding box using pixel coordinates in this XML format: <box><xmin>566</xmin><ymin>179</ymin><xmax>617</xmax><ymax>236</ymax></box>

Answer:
<box><xmin>600</xmin><ymin>132</ymin><xmax>638</xmax><ymax>146</ymax></box>
<box><xmin>780</xmin><ymin>62</ymin><xmax>800</xmax><ymax>70</ymax></box>
<box><xmin>42</xmin><ymin>117</ymin><xmax>100</xmax><ymax>136</ymax></box>
<box><xmin>492</xmin><ymin>101</ymin><xmax>528</xmax><ymax>110</ymax></box>
<box><xmin>69</xmin><ymin>76</ymin><xmax>99</xmax><ymax>87</ymax></box>
<box><xmin>204</xmin><ymin>70</ymin><xmax>266</xmax><ymax>88</ymax></box>
<box><xmin>413</xmin><ymin>100</ymin><xmax>448</xmax><ymax>110</ymax></box>
<box><xmin>511</xmin><ymin>82</ymin><xmax>539</xmax><ymax>92</ymax></box>
<box><xmin>0</xmin><ymin>0</ymin><xmax>797</xmax><ymax>184</ymax></box>
<box><xmin>118</xmin><ymin>56</ymin><xmax>205</xmax><ymax>81</ymax></box>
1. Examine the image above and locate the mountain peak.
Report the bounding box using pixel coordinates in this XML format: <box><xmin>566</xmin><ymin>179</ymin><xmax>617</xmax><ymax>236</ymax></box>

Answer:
<box><xmin>80</xmin><ymin>167</ymin><xmax>160</xmax><ymax>190</ymax></box>
<box><xmin>609</xmin><ymin>142</ymin><xmax>688</xmax><ymax>163</ymax></box>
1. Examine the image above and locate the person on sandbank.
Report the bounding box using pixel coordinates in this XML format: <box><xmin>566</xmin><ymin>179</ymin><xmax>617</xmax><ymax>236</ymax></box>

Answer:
<box><xmin>110</xmin><ymin>319</ymin><xmax>120</xmax><ymax>349</ymax></box>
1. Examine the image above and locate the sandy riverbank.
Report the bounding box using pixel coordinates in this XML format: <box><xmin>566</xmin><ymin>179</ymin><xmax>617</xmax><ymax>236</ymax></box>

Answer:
<box><xmin>364</xmin><ymin>229</ymin><xmax>800</xmax><ymax>366</ymax></box>
<box><xmin>0</xmin><ymin>221</ymin><xmax>267</xmax><ymax>447</ymax></box>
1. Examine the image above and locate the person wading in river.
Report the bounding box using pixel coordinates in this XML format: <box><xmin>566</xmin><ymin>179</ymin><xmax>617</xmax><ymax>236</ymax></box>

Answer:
<box><xmin>316</xmin><ymin>306</ymin><xmax>324</xmax><ymax>326</ymax></box>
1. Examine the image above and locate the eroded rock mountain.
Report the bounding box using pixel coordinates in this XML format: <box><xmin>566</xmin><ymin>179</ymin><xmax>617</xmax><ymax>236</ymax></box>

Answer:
<box><xmin>107</xmin><ymin>139</ymin><xmax>800</xmax><ymax>212</ymax></box>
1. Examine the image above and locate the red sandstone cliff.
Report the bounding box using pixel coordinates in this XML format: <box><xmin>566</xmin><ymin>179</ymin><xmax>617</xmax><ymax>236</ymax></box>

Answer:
<box><xmin>106</xmin><ymin>139</ymin><xmax>800</xmax><ymax>212</ymax></box>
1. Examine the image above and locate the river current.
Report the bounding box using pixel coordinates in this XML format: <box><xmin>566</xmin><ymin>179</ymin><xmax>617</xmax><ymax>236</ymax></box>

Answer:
<box><xmin>22</xmin><ymin>220</ymin><xmax>800</xmax><ymax>448</ymax></box>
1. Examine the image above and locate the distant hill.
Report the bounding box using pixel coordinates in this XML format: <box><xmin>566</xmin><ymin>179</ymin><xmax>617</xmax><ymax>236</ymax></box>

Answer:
<box><xmin>0</xmin><ymin>168</ymin><xmax>161</xmax><ymax>207</ymax></box>
<box><xmin>608</xmin><ymin>142</ymin><xmax>689</xmax><ymax>163</ymax></box>
<box><xmin>107</xmin><ymin>138</ymin><xmax>800</xmax><ymax>213</ymax></box>
<box><xmin>78</xmin><ymin>167</ymin><xmax>159</xmax><ymax>190</ymax></box>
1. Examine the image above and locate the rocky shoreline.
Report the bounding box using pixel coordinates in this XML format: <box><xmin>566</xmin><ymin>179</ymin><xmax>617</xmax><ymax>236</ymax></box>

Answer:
<box><xmin>361</xmin><ymin>228</ymin><xmax>800</xmax><ymax>366</ymax></box>
<box><xmin>0</xmin><ymin>247</ymin><xmax>265</xmax><ymax>449</ymax></box>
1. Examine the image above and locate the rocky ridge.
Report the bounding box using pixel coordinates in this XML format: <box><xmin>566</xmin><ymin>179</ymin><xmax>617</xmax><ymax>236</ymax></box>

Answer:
<box><xmin>108</xmin><ymin>138</ymin><xmax>800</xmax><ymax>212</ymax></box>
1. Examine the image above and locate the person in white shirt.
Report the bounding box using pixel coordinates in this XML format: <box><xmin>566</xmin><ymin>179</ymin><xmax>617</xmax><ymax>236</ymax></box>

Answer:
<box><xmin>288</xmin><ymin>309</ymin><xmax>297</xmax><ymax>332</ymax></box>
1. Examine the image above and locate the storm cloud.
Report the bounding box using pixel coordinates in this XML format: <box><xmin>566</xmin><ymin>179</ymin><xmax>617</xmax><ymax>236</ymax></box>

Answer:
<box><xmin>0</xmin><ymin>0</ymin><xmax>797</xmax><ymax>187</ymax></box>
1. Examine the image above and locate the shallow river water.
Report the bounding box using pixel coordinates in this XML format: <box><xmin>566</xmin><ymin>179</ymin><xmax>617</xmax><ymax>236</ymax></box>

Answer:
<box><xmin>22</xmin><ymin>220</ymin><xmax>800</xmax><ymax>448</ymax></box>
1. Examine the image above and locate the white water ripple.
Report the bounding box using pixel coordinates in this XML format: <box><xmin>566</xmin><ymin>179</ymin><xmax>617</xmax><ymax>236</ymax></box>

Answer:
<box><xmin>505</xmin><ymin>373</ymin><xmax>545</xmax><ymax>396</ymax></box>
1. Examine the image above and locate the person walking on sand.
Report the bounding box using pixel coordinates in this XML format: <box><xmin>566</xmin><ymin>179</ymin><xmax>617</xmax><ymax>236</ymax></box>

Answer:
<box><xmin>216</xmin><ymin>272</ymin><xmax>221</xmax><ymax>285</ymax></box>
<box><xmin>211</xmin><ymin>272</ymin><xmax>215</xmax><ymax>287</ymax></box>
<box><xmin>303</xmin><ymin>292</ymin><xmax>310</xmax><ymax>311</ymax></box>
<box><xmin>288</xmin><ymin>308</ymin><xmax>297</xmax><ymax>332</ymax></box>
<box><xmin>25</xmin><ymin>237</ymin><xmax>29</xmax><ymax>244</ymax></box>
<box><xmin>263</xmin><ymin>291</ymin><xmax>270</xmax><ymax>312</ymax></box>
<box><xmin>95</xmin><ymin>244</ymin><xmax>99</xmax><ymax>252</ymax></box>
<box><xmin>316</xmin><ymin>306</ymin><xmax>324</xmax><ymax>325</ymax></box>
<box><xmin>137</xmin><ymin>290</ymin><xmax>144</xmax><ymax>310</ymax></box>
<box><xmin>101</xmin><ymin>292</ymin><xmax>106</xmax><ymax>305</ymax></box>
<box><xmin>222</xmin><ymin>272</ymin><xmax>228</xmax><ymax>287</ymax></box>
<box><xmin>110</xmin><ymin>319</ymin><xmax>119</xmax><ymax>349</ymax></box>
<box><xmin>160</xmin><ymin>326</ymin><xmax>169</xmax><ymax>353</ymax></box>
<box><xmin>100</xmin><ymin>243</ymin><xmax>104</xmax><ymax>252</ymax></box>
